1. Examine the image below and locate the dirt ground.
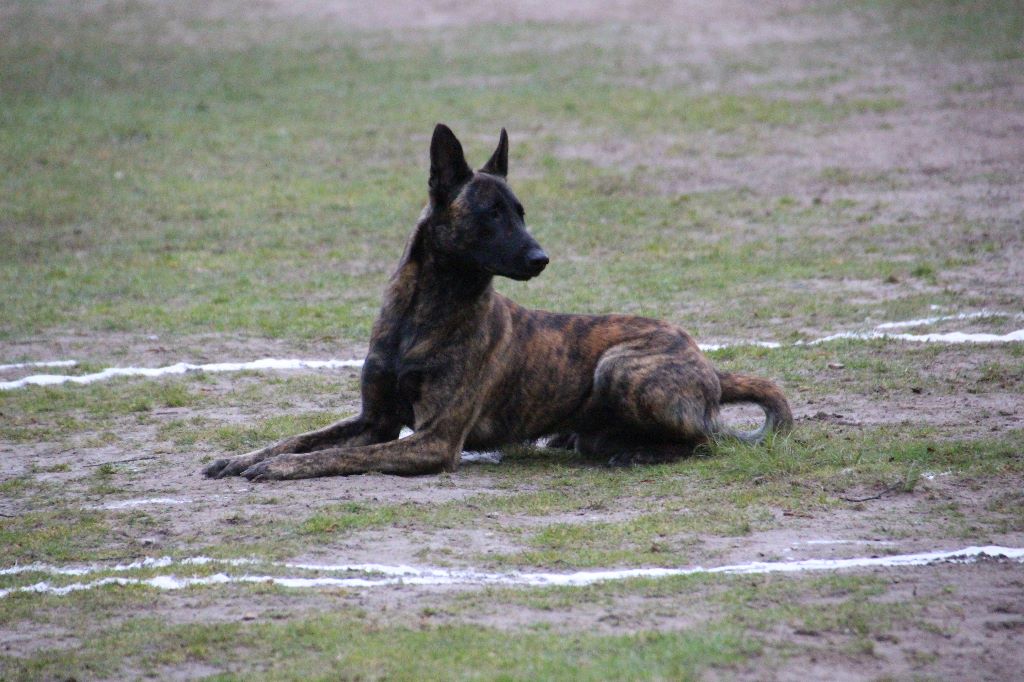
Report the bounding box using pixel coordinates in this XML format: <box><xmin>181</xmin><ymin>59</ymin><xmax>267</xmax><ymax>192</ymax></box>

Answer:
<box><xmin>2</xmin><ymin>0</ymin><xmax>1023</xmax><ymax>680</ymax></box>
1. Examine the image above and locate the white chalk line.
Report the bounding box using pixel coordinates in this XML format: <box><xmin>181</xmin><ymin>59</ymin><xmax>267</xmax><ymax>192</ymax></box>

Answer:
<box><xmin>3</xmin><ymin>310</ymin><xmax>1022</xmax><ymax>391</ymax></box>
<box><xmin>801</xmin><ymin>539</ymin><xmax>895</xmax><ymax>546</ymax></box>
<box><xmin>0</xmin><ymin>360</ymin><xmax>77</xmax><ymax>372</ymax></box>
<box><xmin>873</xmin><ymin>310</ymin><xmax>1020</xmax><ymax>330</ymax></box>
<box><xmin>0</xmin><ymin>358</ymin><xmax>363</xmax><ymax>390</ymax></box>
<box><xmin>91</xmin><ymin>497</ymin><xmax>191</xmax><ymax>510</ymax></box>
<box><xmin>698</xmin><ymin>341</ymin><xmax>782</xmax><ymax>352</ymax></box>
<box><xmin>804</xmin><ymin>328</ymin><xmax>1024</xmax><ymax>346</ymax></box>
<box><xmin>1</xmin><ymin>546</ymin><xmax>1022</xmax><ymax>598</ymax></box>
<box><xmin>705</xmin><ymin>310</ymin><xmax>1024</xmax><ymax>351</ymax></box>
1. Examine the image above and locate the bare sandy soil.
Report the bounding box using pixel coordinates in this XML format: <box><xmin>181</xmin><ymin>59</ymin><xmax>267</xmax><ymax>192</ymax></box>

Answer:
<box><xmin>2</xmin><ymin>0</ymin><xmax>1023</xmax><ymax>680</ymax></box>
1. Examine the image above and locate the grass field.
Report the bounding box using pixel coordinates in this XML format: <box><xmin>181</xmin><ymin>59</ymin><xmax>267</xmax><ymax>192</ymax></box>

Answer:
<box><xmin>2</xmin><ymin>0</ymin><xmax>1023</xmax><ymax>679</ymax></box>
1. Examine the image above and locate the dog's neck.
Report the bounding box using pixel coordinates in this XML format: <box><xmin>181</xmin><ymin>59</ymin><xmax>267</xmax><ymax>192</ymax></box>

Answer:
<box><xmin>429</xmin><ymin>260</ymin><xmax>492</xmax><ymax>302</ymax></box>
<box><xmin>387</xmin><ymin>216</ymin><xmax>494</xmax><ymax>321</ymax></box>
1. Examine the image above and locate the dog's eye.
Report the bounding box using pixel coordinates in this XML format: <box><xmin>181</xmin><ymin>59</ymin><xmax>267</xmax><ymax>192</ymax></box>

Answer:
<box><xmin>489</xmin><ymin>206</ymin><xmax>502</xmax><ymax>220</ymax></box>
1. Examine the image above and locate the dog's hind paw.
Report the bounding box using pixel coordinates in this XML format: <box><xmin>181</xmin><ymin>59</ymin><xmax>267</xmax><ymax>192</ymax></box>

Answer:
<box><xmin>545</xmin><ymin>433</ymin><xmax>578</xmax><ymax>450</ymax></box>
<box><xmin>607</xmin><ymin>453</ymin><xmax>640</xmax><ymax>468</ymax></box>
<box><xmin>607</xmin><ymin>449</ymin><xmax>683</xmax><ymax>468</ymax></box>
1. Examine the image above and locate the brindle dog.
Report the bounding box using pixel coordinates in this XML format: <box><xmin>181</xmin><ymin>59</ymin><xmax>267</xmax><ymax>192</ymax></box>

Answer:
<box><xmin>204</xmin><ymin>124</ymin><xmax>792</xmax><ymax>481</ymax></box>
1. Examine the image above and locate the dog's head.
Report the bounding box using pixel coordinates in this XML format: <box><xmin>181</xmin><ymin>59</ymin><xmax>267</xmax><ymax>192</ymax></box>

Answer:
<box><xmin>425</xmin><ymin>124</ymin><xmax>548</xmax><ymax>281</ymax></box>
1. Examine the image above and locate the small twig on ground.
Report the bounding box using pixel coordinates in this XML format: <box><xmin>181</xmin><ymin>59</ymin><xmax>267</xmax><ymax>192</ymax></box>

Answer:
<box><xmin>83</xmin><ymin>455</ymin><xmax>158</xmax><ymax>468</ymax></box>
<box><xmin>839</xmin><ymin>481</ymin><xmax>904</xmax><ymax>503</ymax></box>
<box><xmin>0</xmin><ymin>512</ymin><xmax>16</xmax><ymax>518</ymax></box>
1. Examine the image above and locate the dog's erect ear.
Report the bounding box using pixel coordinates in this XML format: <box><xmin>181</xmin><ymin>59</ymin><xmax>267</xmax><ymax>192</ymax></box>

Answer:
<box><xmin>479</xmin><ymin>128</ymin><xmax>508</xmax><ymax>178</ymax></box>
<box><xmin>429</xmin><ymin>123</ymin><xmax>473</xmax><ymax>204</ymax></box>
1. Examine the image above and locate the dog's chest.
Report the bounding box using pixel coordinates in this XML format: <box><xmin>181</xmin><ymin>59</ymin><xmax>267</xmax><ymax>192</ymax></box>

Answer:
<box><xmin>392</xmin><ymin>346</ymin><xmax>452</xmax><ymax>409</ymax></box>
<box><xmin>396</xmin><ymin>362</ymin><xmax>425</xmax><ymax>405</ymax></box>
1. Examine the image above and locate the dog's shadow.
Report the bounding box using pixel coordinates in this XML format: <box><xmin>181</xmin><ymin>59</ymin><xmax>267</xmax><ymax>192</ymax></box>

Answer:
<box><xmin>484</xmin><ymin>441</ymin><xmax>715</xmax><ymax>473</ymax></box>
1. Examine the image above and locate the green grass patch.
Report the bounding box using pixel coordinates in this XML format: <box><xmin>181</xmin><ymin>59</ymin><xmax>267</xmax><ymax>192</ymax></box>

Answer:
<box><xmin>299</xmin><ymin>501</ymin><xmax>405</xmax><ymax>535</ymax></box>
<box><xmin>191</xmin><ymin>411</ymin><xmax>345</xmax><ymax>453</ymax></box>
<box><xmin>0</xmin><ymin>377</ymin><xmax>202</xmax><ymax>441</ymax></box>
<box><xmin>0</xmin><ymin>610</ymin><xmax>756</xmax><ymax>682</ymax></box>
<box><xmin>0</xmin><ymin>509</ymin><xmax>111</xmax><ymax>563</ymax></box>
<box><xmin>271</xmin><ymin>427</ymin><xmax>1024</xmax><ymax>568</ymax></box>
<box><xmin>509</xmin><ymin>507</ymin><xmax>765</xmax><ymax>567</ymax></box>
<box><xmin>866</xmin><ymin>0</ymin><xmax>1024</xmax><ymax>60</ymax></box>
<box><xmin>0</xmin><ymin>1</ymin><xmax>968</xmax><ymax>345</ymax></box>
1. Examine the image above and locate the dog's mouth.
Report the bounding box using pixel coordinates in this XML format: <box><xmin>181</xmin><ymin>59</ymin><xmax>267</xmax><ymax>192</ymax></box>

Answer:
<box><xmin>485</xmin><ymin>253</ymin><xmax>549</xmax><ymax>281</ymax></box>
<box><xmin>503</xmin><ymin>260</ymin><xmax>548</xmax><ymax>281</ymax></box>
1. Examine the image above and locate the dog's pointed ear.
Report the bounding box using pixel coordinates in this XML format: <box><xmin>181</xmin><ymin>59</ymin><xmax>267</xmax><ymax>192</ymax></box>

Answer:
<box><xmin>480</xmin><ymin>128</ymin><xmax>508</xmax><ymax>178</ymax></box>
<box><xmin>429</xmin><ymin>123</ymin><xmax>473</xmax><ymax>204</ymax></box>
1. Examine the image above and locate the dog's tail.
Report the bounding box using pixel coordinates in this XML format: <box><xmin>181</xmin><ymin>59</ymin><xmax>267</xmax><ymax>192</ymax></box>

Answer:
<box><xmin>713</xmin><ymin>371</ymin><xmax>793</xmax><ymax>444</ymax></box>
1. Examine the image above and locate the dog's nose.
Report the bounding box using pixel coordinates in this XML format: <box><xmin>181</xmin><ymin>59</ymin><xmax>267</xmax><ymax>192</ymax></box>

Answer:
<box><xmin>525</xmin><ymin>248</ymin><xmax>549</xmax><ymax>272</ymax></box>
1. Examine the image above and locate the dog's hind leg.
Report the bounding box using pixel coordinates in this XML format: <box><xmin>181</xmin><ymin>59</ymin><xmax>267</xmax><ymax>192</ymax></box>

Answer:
<box><xmin>575</xmin><ymin>432</ymin><xmax>699</xmax><ymax>467</ymax></box>
<box><xmin>580</xmin><ymin>333</ymin><xmax>720</xmax><ymax>466</ymax></box>
<box><xmin>545</xmin><ymin>433</ymin><xmax>578</xmax><ymax>450</ymax></box>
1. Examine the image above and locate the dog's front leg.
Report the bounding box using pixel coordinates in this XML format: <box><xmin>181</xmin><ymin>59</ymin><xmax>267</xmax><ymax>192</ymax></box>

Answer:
<box><xmin>203</xmin><ymin>414</ymin><xmax>393</xmax><ymax>479</ymax></box>
<box><xmin>238</xmin><ymin>430</ymin><xmax>459</xmax><ymax>480</ymax></box>
<box><xmin>204</xmin><ymin>353</ymin><xmax>406</xmax><ymax>479</ymax></box>
<box><xmin>238</xmin><ymin>365</ymin><xmax>494</xmax><ymax>480</ymax></box>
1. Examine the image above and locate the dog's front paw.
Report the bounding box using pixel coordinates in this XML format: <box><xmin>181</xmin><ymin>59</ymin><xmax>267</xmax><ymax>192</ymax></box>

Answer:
<box><xmin>241</xmin><ymin>455</ymin><xmax>302</xmax><ymax>482</ymax></box>
<box><xmin>203</xmin><ymin>451</ymin><xmax>265</xmax><ymax>479</ymax></box>
<box><xmin>203</xmin><ymin>457</ymin><xmax>245</xmax><ymax>479</ymax></box>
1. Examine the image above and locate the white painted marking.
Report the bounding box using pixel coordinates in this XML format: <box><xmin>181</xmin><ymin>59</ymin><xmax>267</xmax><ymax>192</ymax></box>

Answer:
<box><xmin>0</xmin><ymin>358</ymin><xmax>363</xmax><ymax>390</ymax></box>
<box><xmin>0</xmin><ymin>360</ymin><xmax>77</xmax><ymax>372</ymax></box>
<box><xmin>873</xmin><ymin>310</ymin><xmax>1017</xmax><ymax>330</ymax></box>
<box><xmin>698</xmin><ymin>341</ymin><xmax>782</xmax><ymax>352</ymax></box>
<box><xmin>0</xmin><ymin>556</ymin><xmax>176</xmax><ymax>577</ymax></box>
<box><xmin>94</xmin><ymin>497</ymin><xmax>190</xmax><ymax>510</ymax></box>
<box><xmin>802</xmin><ymin>539</ymin><xmax>895</xmax><ymax>546</ymax></box>
<box><xmin>699</xmin><ymin>311</ymin><xmax>1023</xmax><ymax>352</ymax></box>
<box><xmin>806</xmin><ymin>328</ymin><xmax>1024</xmax><ymax>346</ymax></box>
<box><xmin>0</xmin><ymin>556</ymin><xmax>441</xmax><ymax>579</ymax></box>
<box><xmin>280</xmin><ymin>561</ymin><xmax>427</xmax><ymax>576</ymax></box>
<box><xmin>2</xmin><ymin>546</ymin><xmax>1021</xmax><ymax>598</ymax></box>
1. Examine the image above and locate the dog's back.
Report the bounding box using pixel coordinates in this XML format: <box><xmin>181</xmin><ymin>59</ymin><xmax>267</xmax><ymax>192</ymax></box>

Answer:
<box><xmin>461</xmin><ymin>293</ymin><xmax>790</xmax><ymax>464</ymax></box>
